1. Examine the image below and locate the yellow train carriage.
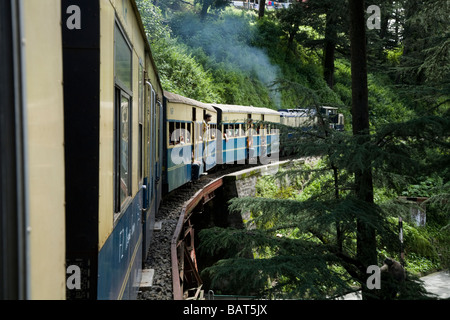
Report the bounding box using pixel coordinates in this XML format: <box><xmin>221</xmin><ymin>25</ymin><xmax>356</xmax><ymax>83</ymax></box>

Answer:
<box><xmin>212</xmin><ymin>104</ymin><xmax>280</xmax><ymax>164</ymax></box>
<box><xmin>255</xmin><ymin>107</ymin><xmax>281</xmax><ymax>162</ymax></box>
<box><xmin>163</xmin><ymin>91</ymin><xmax>217</xmax><ymax>192</ymax></box>
<box><xmin>0</xmin><ymin>0</ymin><xmax>66</xmax><ymax>299</ymax></box>
<box><xmin>212</xmin><ymin>104</ymin><xmax>255</xmax><ymax>164</ymax></box>
<box><xmin>62</xmin><ymin>0</ymin><xmax>163</xmax><ymax>299</ymax></box>
<box><xmin>279</xmin><ymin>107</ymin><xmax>344</xmax><ymax>131</ymax></box>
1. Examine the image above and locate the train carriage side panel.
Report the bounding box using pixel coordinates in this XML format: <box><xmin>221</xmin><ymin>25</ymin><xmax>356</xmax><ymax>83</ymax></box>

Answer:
<box><xmin>263</xmin><ymin>112</ymin><xmax>280</xmax><ymax>158</ymax></box>
<box><xmin>24</xmin><ymin>0</ymin><xmax>66</xmax><ymax>299</ymax></box>
<box><xmin>213</xmin><ymin>104</ymin><xmax>256</xmax><ymax>164</ymax></box>
<box><xmin>62</xmin><ymin>0</ymin><xmax>158</xmax><ymax>300</ymax></box>
<box><xmin>203</xmin><ymin>105</ymin><xmax>218</xmax><ymax>171</ymax></box>
<box><xmin>98</xmin><ymin>0</ymin><xmax>115</xmax><ymax>259</ymax></box>
<box><xmin>251</xmin><ymin>112</ymin><xmax>262</xmax><ymax>157</ymax></box>
<box><xmin>192</xmin><ymin>106</ymin><xmax>205</xmax><ymax>176</ymax></box>
<box><xmin>141</xmin><ymin>45</ymin><xmax>163</xmax><ymax>259</ymax></box>
<box><xmin>156</xmin><ymin>100</ymin><xmax>164</xmax><ymax>208</ymax></box>
<box><xmin>96</xmin><ymin>0</ymin><xmax>152</xmax><ymax>300</ymax></box>
<box><xmin>164</xmin><ymin>93</ymin><xmax>193</xmax><ymax>192</ymax></box>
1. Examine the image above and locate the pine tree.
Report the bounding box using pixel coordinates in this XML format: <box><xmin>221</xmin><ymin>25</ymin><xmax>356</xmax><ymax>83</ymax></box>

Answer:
<box><xmin>198</xmin><ymin>85</ymin><xmax>449</xmax><ymax>299</ymax></box>
<box><xmin>197</xmin><ymin>1</ymin><xmax>450</xmax><ymax>299</ymax></box>
<box><xmin>277</xmin><ymin>0</ymin><xmax>349</xmax><ymax>89</ymax></box>
<box><xmin>396</xmin><ymin>0</ymin><xmax>450</xmax><ymax>112</ymax></box>
<box><xmin>348</xmin><ymin>0</ymin><xmax>378</xmax><ymax>300</ymax></box>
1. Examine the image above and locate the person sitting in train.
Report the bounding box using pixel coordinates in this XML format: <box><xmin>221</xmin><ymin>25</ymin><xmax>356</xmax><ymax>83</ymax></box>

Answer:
<box><xmin>179</xmin><ymin>133</ymin><xmax>185</xmax><ymax>144</ymax></box>
<box><xmin>247</xmin><ymin>119</ymin><xmax>254</xmax><ymax>148</ymax></box>
<box><xmin>202</xmin><ymin>113</ymin><xmax>212</xmax><ymax>139</ymax></box>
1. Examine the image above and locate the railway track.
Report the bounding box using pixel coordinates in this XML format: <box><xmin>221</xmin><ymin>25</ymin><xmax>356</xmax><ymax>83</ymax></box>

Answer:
<box><xmin>137</xmin><ymin>163</ymin><xmax>258</xmax><ymax>300</ymax></box>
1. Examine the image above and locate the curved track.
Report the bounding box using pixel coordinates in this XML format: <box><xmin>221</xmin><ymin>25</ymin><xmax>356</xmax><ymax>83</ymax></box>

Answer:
<box><xmin>138</xmin><ymin>164</ymin><xmax>256</xmax><ymax>300</ymax></box>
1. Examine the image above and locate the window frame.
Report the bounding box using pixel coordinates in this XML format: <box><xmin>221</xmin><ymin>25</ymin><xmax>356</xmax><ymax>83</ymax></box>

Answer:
<box><xmin>113</xmin><ymin>20</ymin><xmax>133</xmax><ymax>215</ymax></box>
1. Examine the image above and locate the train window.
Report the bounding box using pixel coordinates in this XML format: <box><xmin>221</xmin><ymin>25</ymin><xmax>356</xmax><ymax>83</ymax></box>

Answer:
<box><xmin>180</xmin><ymin>123</ymin><xmax>186</xmax><ymax>144</ymax></box>
<box><xmin>225</xmin><ymin>124</ymin><xmax>233</xmax><ymax>138</ymax></box>
<box><xmin>198</xmin><ymin>123</ymin><xmax>202</xmax><ymax>141</ymax></box>
<box><xmin>114</xmin><ymin>21</ymin><xmax>133</xmax><ymax>214</ymax></box>
<box><xmin>210</xmin><ymin>124</ymin><xmax>216</xmax><ymax>140</ymax></box>
<box><xmin>169</xmin><ymin>122</ymin><xmax>176</xmax><ymax>145</ymax></box>
<box><xmin>114</xmin><ymin>23</ymin><xmax>132</xmax><ymax>91</ymax></box>
<box><xmin>114</xmin><ymin>91</ymin><xmax>132</xmax><ymax>212</ymax></box>
<box><xmin>186</xmin><ymin>123</ymin><xmax>191</xmax><ymax>143</ymax></box>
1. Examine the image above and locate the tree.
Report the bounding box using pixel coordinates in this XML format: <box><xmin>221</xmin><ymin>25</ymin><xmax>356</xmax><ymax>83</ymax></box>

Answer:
<box><xmin>195</xmin><ymin>0</ymin><xmax>448</xmax><ymax>300</ymax></box>
<box><xmin>348</xmin><ymin>0</ymin><xmax>377</xmax><ymax>300</ymax></box>
<box><xmin>397</xmin><ymin>0</ymin><xmax>450</xmax><ymax>112</ymax></box>
<box><xmin>194</xmin><ymin>0</ymin><xmax>229</xmax><ymax>19</ymax></box>
<box><xmin>277</xmin><ymin>0</ymin><xmax>349</xmax><ymax>89</ymax></box>
<box><xmin>318</xmin><ymin>0</ymin><xmax>348</xmax><ymax>89</ymax></box>
<box><xmin>136</xmin><ymin>0</ymin><xmax>221</xmax><ymax>102</ymax></box>
<box><xmin>197</xmin><ymin>83</ymin><xmax>448</xmax><ymax>299</ymax></box>
<box><xmin>276</xmin><ymin>1</ymin><xmax>307</xmax><ymax>52</ymax></box>
<box><xmin>258</xmin><ymin>0</ymin><xmax>266</xmax><ymax>19</ymax></box>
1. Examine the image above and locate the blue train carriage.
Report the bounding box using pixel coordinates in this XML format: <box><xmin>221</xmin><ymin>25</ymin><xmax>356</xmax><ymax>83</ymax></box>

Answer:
<box><xmin>62</xmin><ymin>0</ymin><xmax>163</xmax><ymax>300</ymax></box>
<box><xmin>245</xmin><ymin>106</ymin><xmax>280</xmax><ymax>162</ymax></box>
<box><xmin>256</xmin><ymin>107</ymin><xmax>281</xmax><ymax>162</ymax></box>
<box><xmin>163</xmin><ymin>91</ymin><xmax>217</xmax><ymax>192</ymax></box>
<box><xmin>1</xmin><ymin>0</ymin><xmax>66</xmax><ymax>299</ymax></box>
<box><xmin>212</xmin><ymin>104</ymin><xmax>256</xmax><ymax>164</ymax></box>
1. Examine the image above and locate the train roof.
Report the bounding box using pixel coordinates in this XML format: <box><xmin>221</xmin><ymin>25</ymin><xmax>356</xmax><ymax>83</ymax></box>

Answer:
<box><xmin>278</xmin><ymin>106</ymin><xmax>339</xmax><ymax>117</ymax></box>
<box><xmin>279</xmin><ymin>106</ymin><xmax>338</xmax><ymax>112</ymax></box>
<box><xmin>212</xmin><ymin>104</ymin><xmax>279</xmax><ymax>115</ymax></box>
<box><xmin>164</xmin><ymin>91</ymin><xmax>216</xmax><ymax>112</ymax></box>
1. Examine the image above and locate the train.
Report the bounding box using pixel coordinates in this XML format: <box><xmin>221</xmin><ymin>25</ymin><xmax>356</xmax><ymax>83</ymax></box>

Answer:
<box><xmin>279</xmin><ymin>107</ymin><xmax>344</xmax><ymax>131</ymax></box>
<box><xmin>0</xmin><ymin>0</ymin><xmax>342</xmax><ymax>300</ymax></box>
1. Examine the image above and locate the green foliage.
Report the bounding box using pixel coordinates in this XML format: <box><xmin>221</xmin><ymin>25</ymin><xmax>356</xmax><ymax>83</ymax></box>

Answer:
<box><xmin>427</xmin><ymin>224</ymin><xmax>450</xmax><ymax>270</ymax></box>
<box><xmin>166</xmin><ymin>8</ymin><xmax>281</xmax><ymax>107</ymax></box>
<box><xmin>199</xmin><ymin>110</ymin><xmax>449</xmax><ymax>298</ymax></box>
<box><xmin>137</xmin><ymin>0</ymin><xmax>450</xmax><ymax>299</ymax></box>
<box><xmin>385</xmin><ymin>46</ymin><xmax>404</xmax><ymax>66</ymax></box>
<box><xmin>405</xmin><ymin>253</ymin><xmax>440</xmax><ymax>276</ymax></box>
<box><xmin>135</xmin><ymin>0</ymin><xmax>171</xmax><ymax>41</ymax></box>
<box><xmin>136</xmin><ymin>0</ymin><xmax>221</xmax><ymax>102</ymax></box>
<box><xmin>395</xmin><ymin>0</ymin><xmax>450</xmax><ymax>113</ymax></box>
<box><xmin>401</xmin><ymin>175</ymin><xmax>444</xmax><ymax>198</ymax></box>
<box><xmin>333</xmin><ymin>59</ymin><xmax>414</xmax><ymax>128</ymax></box>
<box><xmin>154</xmin><ymin>39</ymin><xmax>221</xmax><ymax>102</ymax></box>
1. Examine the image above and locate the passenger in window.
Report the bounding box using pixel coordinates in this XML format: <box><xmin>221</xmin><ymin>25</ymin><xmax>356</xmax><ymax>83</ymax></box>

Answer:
<box><xmin>247</xmin><ymin>119</ymin><xmax>254</xmax><ymax>148</ymax></box>
<box><xmin>180</xmin><ymin>132</ymin><xmax>185</xmax><ymax>144</ymax></box>
<box><xmin>203</xmin><ymin>113</ymin><xmax>212</xmax><ymax>139</ymax></box>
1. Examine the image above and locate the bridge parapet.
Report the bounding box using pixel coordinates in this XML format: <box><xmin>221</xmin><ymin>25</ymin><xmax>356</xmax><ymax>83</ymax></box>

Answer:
<box><xmin>223</xmin><ymin>159</ymin><xmax>305</xmax><ymax>199</ymax></box>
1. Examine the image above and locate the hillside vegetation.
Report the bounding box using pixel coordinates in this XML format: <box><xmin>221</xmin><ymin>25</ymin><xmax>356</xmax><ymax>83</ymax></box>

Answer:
<box><xmin>138</xmin><ymin>2</ymin><xmax>412</xmax><ymax>126</ymax></box>
<box><xmin>137</xmin><ymin>0</ymin><xmax>449</xmax><ymax>299</ymax></box>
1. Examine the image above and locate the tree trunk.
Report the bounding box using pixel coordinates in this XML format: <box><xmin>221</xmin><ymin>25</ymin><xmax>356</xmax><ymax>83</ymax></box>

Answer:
<box><xmin>200</xmin><ymin>1</ymin><xmax>209</xmax><ymax>20</ymax></box>
<box><xmin>323</xmin><ymin>12</ymin><xmax>336</xmax><ymax>89</ymax></box>
<box><xmin>258</xmin><ymin>0</ymin><xmax>265</xmax><ymax>19</ymax></box>
<box><xmin>349</xmin><ymin>0</ymin><xmax>377</xmax><ymax>299</ymax></box>
<box><xmin>287</xmin><ymin>22</ymin><xmax>300</xmax><ymax>53</ymax></box>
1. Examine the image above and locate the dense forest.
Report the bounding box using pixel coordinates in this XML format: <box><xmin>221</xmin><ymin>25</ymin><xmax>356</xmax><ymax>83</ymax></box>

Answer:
<box><xmin>136</xmin><ymin>0</ymin><xmax>449</xmax><ymax>299</ymax></box>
